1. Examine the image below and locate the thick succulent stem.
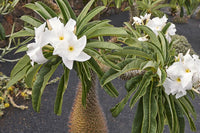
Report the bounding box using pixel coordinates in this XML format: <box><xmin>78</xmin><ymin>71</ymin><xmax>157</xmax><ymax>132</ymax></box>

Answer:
<box><xmin>129</xmin><ymin>2</ymin><xmax>138</xmax><ymax>24</ymax></box>
<box><xmin>68</xmin><ymin>72</ymin><xmax>108</xmax><ymax>133</ymax></box>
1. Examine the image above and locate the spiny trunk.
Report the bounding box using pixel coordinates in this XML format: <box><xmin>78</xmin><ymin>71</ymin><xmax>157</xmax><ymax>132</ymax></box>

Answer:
<box><xmin>129</xmin><ymin>2</ymin><xmax>138</xmax><ymax>24</ymax></box>
<box><xmin>68</xmin><ymin>73</ymin><xmax>108</xmax><ymax>133</ymax></box>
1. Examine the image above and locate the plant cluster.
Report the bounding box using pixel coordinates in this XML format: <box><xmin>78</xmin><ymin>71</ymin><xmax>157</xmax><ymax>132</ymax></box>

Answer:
<box><xmin>0</xmin><ymin>72</ymin><xmax>31</xmax><ymax>117</ymax></box>
<box><xmin>4</xmin><ymin>0</ymin><xmax>200</xmax><ymax>133</ymax></box>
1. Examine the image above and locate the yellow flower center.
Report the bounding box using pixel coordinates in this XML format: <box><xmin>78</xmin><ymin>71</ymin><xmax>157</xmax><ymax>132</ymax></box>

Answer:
<box><xmin>59</xmin><ymin>36</ymin><xmax>64</xmax><ymax>40</ymax></box>
<box><xmin>185</xmin><ymin>69</ymin><xmax>191</xmax><ymax>73</ymax></box>
<box><xmin>176</xmin><ymin>77</ymin><xmax>181</xmax><ymax>82</ymax></box>
<box><xmin>68</xmin><ymin>46</ymin><xmax>74</xmax><ymax>52</ymax></box>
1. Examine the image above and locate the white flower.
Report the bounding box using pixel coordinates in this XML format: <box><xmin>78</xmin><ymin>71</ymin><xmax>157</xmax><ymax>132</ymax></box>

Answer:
<box><xmin>163</xmin><ymin>77</ymin><xmax>187</xmax><ymax>99</ymax></box>
<box><xmin>138</xmin><ymin>36</ymin><xmax>148</xmax><ymax>41</ymax></box>
<box><xmin>27</xmin><ymin>23</ymin><xmax>49</xmax><ymax>66</ymax></box>
<box><xmin>52</xmin><ymin>31</ymin><xmax>91</xmax><ymax>70</ymax></box>
<box><xmin>46</xmin><ymin>17</ymin><xmax>76</xmax><ymax>48</ymax></box>
<box><xmin>165</xmin><ymin>23</ymin><xmax>176</xmax><ymax>42</ymax></box>
<box><xmin>140</xmin><ymin>13</ymin><xmax>151</xmax><ymax>21</ymax></box>
<box><xmin>133</xmin><ymin>17</ymin><xmax>143</xmax><ymax>25</ymax></box>
<box><xmin>146</xmin><ymin>15</ymin><xmax>167</xmax><ymax>36</ymax></box>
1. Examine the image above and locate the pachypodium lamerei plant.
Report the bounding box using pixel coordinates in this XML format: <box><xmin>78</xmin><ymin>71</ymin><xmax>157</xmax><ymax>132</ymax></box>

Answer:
<box><xmin>6</xmin><ymin>0</ymin><xmax>200</xmax><ymax>133</ymax></box>
<box><xmin>7</xmin><ymin>0</ymin><xmax>127</xmax><ymax>128</ymax></box>
<box><xmin>101</xmin><ymin>13</ymin><xmax>199</xmax><ymax>132</ymax></box>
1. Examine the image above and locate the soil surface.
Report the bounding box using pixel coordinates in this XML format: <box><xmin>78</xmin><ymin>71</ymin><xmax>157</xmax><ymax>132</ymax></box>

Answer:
<box><xmin>0</xmin><ymin>11</ymin><xmax>200</xmax><ymax>133</ymax></box>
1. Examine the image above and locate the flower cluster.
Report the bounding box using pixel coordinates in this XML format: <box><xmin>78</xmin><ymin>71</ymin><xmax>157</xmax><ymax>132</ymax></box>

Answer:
<box><xmin>133</xmin><ymin>14</ymin><xmax>176</xmax><ymax>42</ymax></box>
<box><xmin>27</xmin><ymin>17</ymin><xmax>91</xmax><ymax>70</ymax></box>
<box><xmin>163</xmin><ymin>50</ymin><xmax>200</xmax><ymax>98</ymax></box>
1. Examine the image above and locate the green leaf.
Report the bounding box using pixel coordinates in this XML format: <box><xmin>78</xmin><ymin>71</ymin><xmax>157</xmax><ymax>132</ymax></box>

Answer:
<box><xmin>87</xmin><ymin>27</ymin><xmax>128</xmax><ymax>38</ymax></box>
<box><xmin>54</xmin><ymin>66</ymin><xmax>70</xmax><ymax>115</ymax></box>
<box><xmin>115</xmin><ymin>0</ymin><xmax>122</xmax><ymax>8</ymax></box>
<box><xmin>25</xmin><ymin>64</ymin><xmax>42</xmax><ymax>88</ymax></box>
<box><xmin>101</xmin><ymin>58</ymin><xmax>144</xmax><ymax>86</ymax></box>
<box><xmin>157</xmin><ymin>67</ymin><xmax>166</xmax><ymax>86</ymax></box>
<box><xmin>157</xmin><ymin>88</ymin><xmax>165</xmax><ymax>133</ymax></box>
<box><xmin>10</xmin><ymin>55</ymin><xmax>30</xmax><ymax>77</ymax></box>
<box><xmin>110</xmin><ymin>87</ymin><xmax>135</xmax><ymax>117</ymax></box>
<box><xmin>0</xmin><ymin>23</ymin><xmax>5</xmax><ymax>40</ymax></box>
<box><xmin>11</xmin><ymin>30</ymin><xmax>34</xmax><ymax>38</ymax></box>
<box><xmin>86</xmin><ymin>41</ymin><xmax>122</xmax><ymax>50</ymax></box>
<box><xmin>77</xmin><ymin>6</ymin><xmax>105</xmax><ymax>35</ymax></box>
<box><xmin>141</xmin><ymin>81</ymin><xmax>157</xmax><ymax>133</ymax></box>
<box><xmin>36</xmin><ymin>2</ymin><xmax>57</xmax><ymax>18</ymax></box>
<box><xmin>136</xmin><ymin>25</ymin><xmax>160</xmax><ymax>48</ymax></box>
<box><xmin>7</xmin><ymin>65</ymin><xmax>31</xmax><ymax>88</ymax></box>
<box><xmin>32</xmin><ymin>57</ymin><xmax>61</xmax><ymax>112</ymax></box>
<box><xmin>87</xmin><ymin>58</ymin><xmax>119</xmax><ymax>97</ymax></box>
<box><xmin>79</xmin><ymin>20</ymin><xmax>111</xmax><ymax>37</ymax></box>
<box><xmin>132</xmin><ymin>99</ymin><xmax>143</xmax><ymax>133</ymax></box>
<box><xmin>20</xmin><ymin>15</ymin><xmax>43</xmax><ymax>27</ymax></box>
<box><xmin>125</xmin><ymin>74</ymin><xmax>143</xmax><ymax>92</ymax></box>
<box><xmin>101</xmin><ymin>55</ymin><xmax>121</xmax><ymax>71</ymax></box>
<box><xmin>75</xmin><ymin>62</ymin><xmax>92</xmax><ymax>107</ymax></box>
<box><xmin>175</xmin><ymin>102</ymin><xmax>185</xmax><ymax>133</ymax></box>
<box><xmin>55</xmin><ymin>0</ymin><xmax>76</xmax><ymax>24</ymax></box>
<box><xmin>129</xmin><ymin>71</ymin><xmax>153</xmax><ymax>109</ymax></box>
<box><xmin>114</xmin><ymin>47</ymin><xmax>154</xmax><ymax>61</ymax></box>
<box><xmin>77</xmin><ymin>0</ymin><xmax>95</xmax><ymax>23</ymax></box>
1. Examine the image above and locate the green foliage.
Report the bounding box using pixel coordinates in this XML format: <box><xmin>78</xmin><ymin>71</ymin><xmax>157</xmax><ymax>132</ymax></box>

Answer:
<box><xmin>0</xmin><ymin>0</ymin><xmax>19</xmax><ymax>15</ymax></box>
<box><xmin>170</xmin><ymin>0</ymin><xmax>200</xmax><ymax>17</ymax></box>
<box><xmin>105</xmin><ymin>23</ymin><xmax>197</xmax><ymax>133</ymax></box>
<box><xmin>9</xmin><ymin>0</ymin><xmax>127</xmax><ymax>114</ymax></box>
<box><xmin>171</xmin><ymin>34</ymin><xmax>196</xmax><ymax>55</ymax></box>
<box><xmin>137</xmin><ymin>0</ymin><xmax>170</xmax><ymax>17</ymax></box>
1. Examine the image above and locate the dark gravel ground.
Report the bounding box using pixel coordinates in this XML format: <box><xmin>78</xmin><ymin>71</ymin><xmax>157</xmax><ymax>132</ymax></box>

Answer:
<box><xmin>0</xmin><ymin>11</ymin><xmax>200</xmax><ymax>133</ymax></box>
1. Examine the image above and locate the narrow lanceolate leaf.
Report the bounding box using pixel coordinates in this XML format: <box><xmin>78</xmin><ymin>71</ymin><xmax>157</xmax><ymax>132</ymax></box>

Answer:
<box><xmin>20</xmin><ymin>15</ymin><xmax>42</xmax><ymax>28</ymax></box>
<box><xmin>125</xmin><ymin>74</ymin><xmax>143</xmax><ymax>92</ymax></box>
<box><xmin>55</xmin><ymin>0</ymin><xmax>76</xmax><ymax>24</ymax></box>
<box><xmin>11</xmin><ymin>30</ymin><xmax>34</xmax><ymax>38</ymax></box>
<box><xmin>87</xmin><ymin>27</ymin><xmax>128</xmax><ymax>38</ymax></box>
<box><xmin>164</xmin><ymin>95</ymin><xmax>179</xmax><ymax>133</ymax></box>
<box><xmin>77</xmin><ymin>0</ymin><xmax>95</xmax><ymax>23</ymax></box>
<box><xmin>136</xmin><ymin>25</ymin><xmax>160</xmax><ymax>48</ymax></box>
<box><xmin>75</xmin><ymin>62</ymin><xmax>92</xmax><ymax>107</ymax></box>
<box><xmin>32</xmin><ymin>58</ymin><xmax>61</xmax><ymax>112</ymax></box>
<box><xmin>175</xmin><ymin>102</ymin><xmax>185</xmax><ymax>133</ymax></box>
<box><xmin>6</xmin><ymin>65</ymin><xmax>31</xmax><ymax>88</ymax></box>
<box><xmin>129</xmin><ymin>71</ymin><xmax>154</xmax><ymax>109</ymax></box>
<box><xmin>132</xmin><ymin>99</ymin><xmax>143</xmax><ymax>133</ymax></box>
<box><xmin>157</xmin><ymin>67</ymin><xmax>166</xmax><ymax>86</ymax></box>
<box><xmin>10</xmin><ymin>55</ymin><xmax>30</xmax><ymax>77</ymax></box>
<box><xmin>25</xmin><ymin>64</ymin><xmax>42</xmax><ymax>88</ymax></box>
<box><xmin>0</xmin><ymin>23</ymin><xmax>5</xmax><ymax>40</ymax></box>
<box><xmin>158</xmin><ymin>32</ymin><xmax>167</xmax><ymax>62</ymax></box>
<box><xmin>110</xmin><ymin>86</ymin><xmax>136</xmax><ymax>117</ymax></box>
<box><xmin>141</xmin><ymin>82</ymin><xmax>158</xmax><ymax>133</ymax></box>
<box><xmin>87</xmin><ymin>58</ymin><xmax>119</xmax><ymax>97</ymax></box>
<box><xmin>114</xmin><ymin>47</ymin><xmax>155</xmax><ymax>61</ymax></box>
<box><xmin>157</xmin><ymin>88</ymin><xmax>165</xmax><ymax>133</ymax></box>
<box><xmin>77</xmin><ymin>6</ymin><xmax>105</xmax><ymax>35</ymax></box>
<box><xmin>35</xmin><ymin>2</ymin><xmax>57</xmax><ymax>18</ymax></box>
<box><xmin>177</xmin><ymin>97</ymin><xmax>196</xmax><ymax>131</ymax></box>
<box><xmin>78</xmin><ymin>20</ymin><xmax>111</xmax><ymax>37</ymax></box>
<box><xmin>86</xmin><ymin>41</ymin><xmax>122</xmax><ymax>50</ymax></box>
<box><xmin>101</xmin><ymin>58</ymin><xmax>144</xmax><ymax>86</ymax></box>
<box><xmin>54</xmin><ymin>66</ymin><xmax>70</xmax><ymax>115</ymax></box>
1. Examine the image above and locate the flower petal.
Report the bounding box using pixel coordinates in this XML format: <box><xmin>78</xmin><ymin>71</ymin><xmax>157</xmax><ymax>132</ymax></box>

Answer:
<box><xmin>27</xmin><ymin>43</ymin><xmax>47</xmax><ymax>65</ymax></box>
<box><xmin>64</xmin><ymin>18</ymin><xmax>76</xmax><ymax>32</ymax></box>
<box><xmin>75</xmin><ymin>51</ymin><xmax>91</xmax><ymax>62</ymax></box>
<box><xmin>62</xmin><ymin>57</ymin><xmax>74</xmax><ymax>70</ymax></box>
